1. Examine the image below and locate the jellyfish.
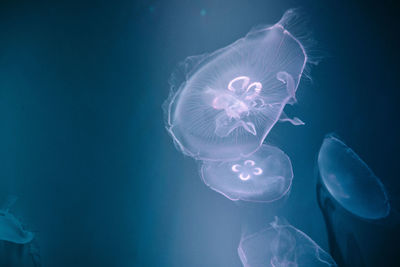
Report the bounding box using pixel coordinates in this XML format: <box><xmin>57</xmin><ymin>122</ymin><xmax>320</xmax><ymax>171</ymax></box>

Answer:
<box><xmin>238</xmin><ymin>217</ymin><xmax>337</xmax><ymax>267</ymax></box>
<box><xmin>0</xmin><ymin>196</ymin><xmax>40</xmax><ymax>267</ymax></box>
<box><xmin>200</xmin><ymin>144</ymin><xmax>293</xmax><ymax>202</ymax></box>
<box><xmin>0</xmin><ymin>195</ymin><xmax>34</xmax><ymax>244</ymax></box>
<box><xmin>317</xmin><ymin>134</ymin><xmax>390</xmax><ymax>220</ymax></box>
<box><xmin>164</xmin><ymin>9</ymin><xmax>309</xmax><ymax>161</ymax></box>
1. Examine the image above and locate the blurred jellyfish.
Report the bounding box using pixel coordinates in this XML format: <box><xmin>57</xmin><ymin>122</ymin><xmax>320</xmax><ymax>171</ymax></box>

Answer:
<box><xmin>0</xmin><ymin>196</ymin><xmax>41</xmax><ymax>267</ymax></box>
<box><xmin>200</xmin><ymin>144</ymin><xmax>293</xmax><ymax>202</ymax></box>
<box><xmin>164</xmin><ymin>9</ymin><xmax>310</xmax><ymax>161</ymax></box>
<box><xmin>0</xmin><ymin>195</ymin><xmax>34</xmax><ymax>244</ymax></box>
<box><xmin>238</xmin><ymin>217</ymin><xmax>337</xmax><ymax>267</ymax></box>
<box><xmin>317</xmin><ymin>134</ymin><xmax>390</xmax><ymax>220</ymax></box>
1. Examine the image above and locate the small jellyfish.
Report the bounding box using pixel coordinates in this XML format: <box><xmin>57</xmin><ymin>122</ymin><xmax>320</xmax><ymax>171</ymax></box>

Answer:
<box><xmin>200</xmin><ymin>144</ymin><xmax>293</xmax><ymax>202</ymax></box>
<box><xmin>0</xmin><ymin>195</ymin><xmax>34</xmax><ymax>244</ymax></box>
<box><xmin>165</xmin><ymin>9</ymin><xmax>309</xmax><ymax>161</ymax></box>
<box><xmin>317</xmin><ymin>134</ymin><xmax>390</xmax><ymax>220</ymax></box>
<box><xmin>0</xmin><ymin>196</ymin><xmax>40</xmax><ymax>267</ymax></box>
<box><xmin>238</xmin><ymin>217</ymin><xmax>337</xmax><ymax>267</ymax></box>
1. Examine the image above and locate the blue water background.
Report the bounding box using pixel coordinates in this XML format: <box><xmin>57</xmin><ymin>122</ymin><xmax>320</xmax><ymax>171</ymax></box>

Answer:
<box><xmin>0</xmin><ymin>0</ymin><xmax>399</xmax><ymax>266</ymax></box>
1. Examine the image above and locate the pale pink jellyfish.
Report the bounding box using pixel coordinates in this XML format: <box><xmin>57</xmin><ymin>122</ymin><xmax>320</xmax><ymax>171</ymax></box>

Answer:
<box><xmin>0</xmin><ymin>196</ymin><xmax>40</xmax><ymax>267</ymax></box>
<box><xmin>200</xmin><ymin>144</ymin><xmax>293</xmax><ymax>202</ymax></box>
<box><xmin>0</xmin><ymin>196</ymin><xmax>34</xmax><ymax>244</ymax></box>
<box><xmin>165</xmin><ymin>9</ymin><xmax>309</xmax><ymax>161</ymax></box>
<box><xmin>238</xmin><ymin>217</ymin><xmax>337</xmax><ymax>267</ymax></box>
<box><xmin>318</xmin><ymin>134</ymin><xmax>390</xmax><ymax>220</ymax></box>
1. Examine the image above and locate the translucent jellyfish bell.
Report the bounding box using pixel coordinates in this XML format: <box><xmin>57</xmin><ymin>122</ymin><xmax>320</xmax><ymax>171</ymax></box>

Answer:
<box><xmin>165</xmin><ymin>9</ymin><xmax>309</xmax><ymax>161</ymax></box>
<box><xmin>238</xmin><ymin>217</ymin><xmax>337</xmax><ymax>267</ymax></box>
<box><xmin>200</xmin><ymin>144</ymin><xmax>293</xmax><ymax>202</ymax></box>
<box><xmin>317</xmin><ymin>134</ymin><xmax>390</xmax><ymax>220</ymax></box>
<box><xmin>0</xmin><ymin>196</ymin><xmax>34</xmax><ymax>244</ymax></box>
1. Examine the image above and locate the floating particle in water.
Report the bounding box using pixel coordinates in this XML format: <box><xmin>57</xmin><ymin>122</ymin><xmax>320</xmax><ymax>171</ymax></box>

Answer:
<box><xmin>0</xmin><ymin>196</ymin><xmax>34</xmax><ymax>244</ymax></box>
<box><xmin>200</xmin><ymin>144</ymin><xmax>293</xmax><ymax>202</ymax></box>
<box><xmin>238</xmin><ymin>217</ymin><xmax>337</xmax><ymax>267</ymax></box>
<box><xmin>317</xmin><ymin>134</ymin><xmax>390</xmax><ymax>220</ymax></box>
<box><xmin>164</xmin><ymin>9</ymin><xmax>309</xmax><ymax>161</ymax></box>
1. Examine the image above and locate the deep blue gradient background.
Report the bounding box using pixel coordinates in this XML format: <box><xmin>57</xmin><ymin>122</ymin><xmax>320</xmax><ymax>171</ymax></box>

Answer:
<box><xmin>0</xmin><ymin>0</ymin><xmax>399</xmax><ymax>266</ymax></box>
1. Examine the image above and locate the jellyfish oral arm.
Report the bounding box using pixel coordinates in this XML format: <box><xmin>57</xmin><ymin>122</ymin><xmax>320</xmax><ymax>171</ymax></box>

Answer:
<box><xmin>213</xmin><ymin>76</ymin><xmax>265</xmax><ymax>137</ymax></box>
<box><xmin>214</xmin><ymin>113</ymin><xmax>256</xmax><ymax>137</ymax></box>
<box><xmin>279</xmin><ymin>112</ymin><xmax>305</xmax><ymax>126</ymax></box>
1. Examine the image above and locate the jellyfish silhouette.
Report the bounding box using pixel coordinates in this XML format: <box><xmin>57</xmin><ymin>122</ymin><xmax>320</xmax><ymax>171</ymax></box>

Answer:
<box><xmin>238</xmin><ymin>217</ymin><xmax>337</xmax><ymax>267</ymax></box>
<box><xmin>317</xmin><ymin>134</ymin><xmax>390</xmax><ymax>220</ymax></box>
<box><xmin>0</xmin><ymin>196</ymin><xmax>34</xmax><ymax>244</ymax></box>
<box><xmin>165</xmin><ymin>9</ymin><xmax>309</xmax><ymax>161</ymax></box>
<box><xmin>0</xmin><ymin>196</ymin><xmax>41</xmax><ymax>267</ymax></box>
<box><xmin>317</xmin><ymin>134</ymin><xmax>399</xmax><ymax>267</ymax></box>
<box><xmin>200</xmin><ymin>144</ymin><xmax>293</xmax><ymax>202</ymax></box>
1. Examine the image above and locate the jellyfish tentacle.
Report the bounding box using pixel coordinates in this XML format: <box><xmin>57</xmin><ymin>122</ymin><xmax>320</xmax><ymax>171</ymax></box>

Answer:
<box><xmin>243</xmin><ymin>121</ymin><xmax>257</xmax><ymax>135</ymax></box>
<box><xmin>279</xmin><ymin>112</ymin><xmax>305</xmax><ymax>126</ymax></box>
<box><xmin>215</xmin><ymin>112</ymin><xmax>257</xmax><ymax>137</ymax></box>
<box><xmin>214</xmin><ymin>77</ymin><xmax>261</xmax><ymax>137</ymax></box>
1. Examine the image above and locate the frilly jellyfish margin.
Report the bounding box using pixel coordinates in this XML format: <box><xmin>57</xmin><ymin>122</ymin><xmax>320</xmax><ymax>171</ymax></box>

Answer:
<box><xmin>317</xmin><ymin>134</ymin><xmax>390</xmax><ymax>220</ymax></box>
<box><xmin>161</xmin><ymin>8</ymin><xmax>333</xmax><ymax>267</ymax></box>
<box><xmin>0</xmin><ymin>195</ymin><xmax>34</xmax><ymax>244</ymax></box>
<box><xmin>0</xmin><ymin>196</ymin><xmax>41</xmax><ymax>267</ymax></box>
<box><xmin>238</xmin><ymin>217</ymin><xmax>337</xmax><ymax>267</ymax></box>
<box><xmin>163</xmin><ymin>9</ymin><xmax>315</xmax><ymax>162</ymax></box>
<box><xmin>200</xmin><ymin>144</ymin><xmax>294</xmax><ymax>203</ymax></box>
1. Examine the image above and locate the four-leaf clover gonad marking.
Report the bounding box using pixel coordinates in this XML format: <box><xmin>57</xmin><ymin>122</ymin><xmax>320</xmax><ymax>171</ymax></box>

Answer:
<box><xmin>212</xmin><ymin>76</ymin><xmax>264</xmax><ymax>137</ymax></box>
<box><xmin>231</xmin><ymin>160</ymin><xmax>263</xmax><ymax>181</ymax></box>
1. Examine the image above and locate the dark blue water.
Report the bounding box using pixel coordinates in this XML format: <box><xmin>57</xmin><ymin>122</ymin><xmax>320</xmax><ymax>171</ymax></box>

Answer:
<box><xmin>0</xmin><ymin>0</ymin><xmax>399</xmax><ymax>266</ymax></box>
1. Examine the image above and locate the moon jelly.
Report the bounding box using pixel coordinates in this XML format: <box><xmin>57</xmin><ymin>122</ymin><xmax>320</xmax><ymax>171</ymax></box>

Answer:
<box><xmin>238</xmin><ymin>217</ymin><xmax>337</xmax><ymax>267</ymax></box>
<box><xmin>200</xmin><ymin>144</ymin><xmax>293</xmax><ymax>202</ymax></box>
<box><xmin>317</xmin><ymin>134</ymin><xmax>390</xmax><ymax>220</ymax></box>
<box><xmin>0</xmin><ymin>196</ymin><xmax>34</xmax><ymax>244</ymax></box>
<box><xmin>165</xmin><ymin>9</ymin><xmax>309</xmax><ymax>161</ymax></box>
